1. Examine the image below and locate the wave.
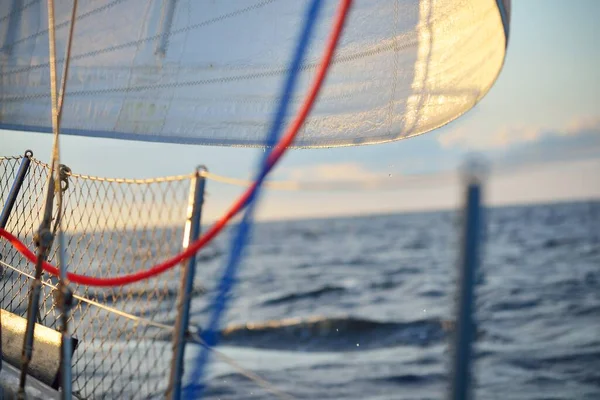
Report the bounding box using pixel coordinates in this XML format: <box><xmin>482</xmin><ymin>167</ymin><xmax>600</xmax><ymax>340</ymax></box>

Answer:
<box><xmin>372</xmin><ymin>372</ymin><xmax>445</xmax><ymax>385</ymax></box>
<box><xmin>403</xmin><ymin>238</ymin><xmax>428</xmax><ymax>250</ymax></box>
<box><xmin>218</xmin><ymin>316</ymin><xmax>450</xmax><ymax>351</ymax></box>
<box><xmin>262</xmin><ymin>285</ymin><xmax>347</xmax><ymax>306</ymax></box>
<box><xmin>509</xmin><ymin>349</ymin><xmax>600</xmax><ymax>374</ymax></box>
<box><xmin>488</xmin><ymin>298</ymin><xmax>540</xmax><ymax>312</ymax></box>
<box><xmin>419</xmin><ymin>289</ymin><xmax>445</xmax><ymax>298</ymax></box>
<box><xmin>83</xmin><ymin>285</ymin><xmax>206</xmax><ymax>304</ymax></box>
<box><xmin>541</xmin><ymin>237</ymin><xmax>584</xmax><ymax>249</ymax></box>
<box><xmin>303</xmin><ymin>256</ymin><xmax>382</xmax><ymax>269</ymax></box>
<box><xmin>196</xmin><ymin>248</ymin><xmax>223</xmax><ymax>263</ymax></box>
<box><xmin>569</xmin><ymin>304</ymin><xmax>600</xmax><ymax>317</ymax></box>
<box><xmin>369</xmin><ymin>280</ymin><xmax>399</xmax><ymax>290</ymax></box>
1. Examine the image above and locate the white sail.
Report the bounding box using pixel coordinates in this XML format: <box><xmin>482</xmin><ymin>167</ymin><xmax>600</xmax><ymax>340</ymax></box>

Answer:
<box><xmin>0</xmin><ymin>0</ymin><xmax>510</xmax><ymax>147</ymax></box>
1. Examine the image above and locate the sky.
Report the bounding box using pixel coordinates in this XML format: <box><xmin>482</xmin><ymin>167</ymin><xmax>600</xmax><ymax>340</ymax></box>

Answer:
<box><xmin>1</xmin><ymin>0</ymin><xmax>599</xmax><ymax>222</ymax></box>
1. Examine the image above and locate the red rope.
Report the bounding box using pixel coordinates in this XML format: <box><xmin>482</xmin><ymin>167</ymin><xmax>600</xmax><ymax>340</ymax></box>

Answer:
<box><xmin>0</xmin><ymin>0</ymin><xmax>353</xmax><ymax>287</ymax></box>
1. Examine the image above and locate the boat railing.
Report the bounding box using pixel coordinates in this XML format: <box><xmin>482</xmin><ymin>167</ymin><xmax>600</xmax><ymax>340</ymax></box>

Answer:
<box><xmin>0</xmin><ymin>153</ymin><xmax>204</xmax><ymax>399</ymax></box>
<box><xmin>1</xmin><ymin>152</ymin><xmax>484</xmax><ymax>400</ymax></box>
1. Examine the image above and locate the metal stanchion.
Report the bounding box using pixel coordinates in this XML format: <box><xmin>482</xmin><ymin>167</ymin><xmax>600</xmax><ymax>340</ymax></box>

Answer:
<box><xmin>167</xmin><ymin>166</ymin><xmax>207</xmax><ymax>400</ymax></box>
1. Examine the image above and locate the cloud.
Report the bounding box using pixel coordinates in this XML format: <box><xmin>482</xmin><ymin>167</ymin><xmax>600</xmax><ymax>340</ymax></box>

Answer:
<box><xmin>563</xmin><ymin>115</ymin><xmax>600</xmax><ymax>135</ymax></box>
<box><xmin>438</xmin><ymin>125</ymin><xmax>540</xmax><ymax>150</ymax></box>
<box><xmin>284</xmin><ymin>162</ymin><xmax>382</xmax><ymax>182</ymax></box>
<box><xmin>272</xmin><ymin>161</ymin><xmax>459</xmax><ymax>193</ymax></box>
<box><xmin>438</xmin><ymin>115</ymin><xmax>600</xmax><ymax>151</ymax></box>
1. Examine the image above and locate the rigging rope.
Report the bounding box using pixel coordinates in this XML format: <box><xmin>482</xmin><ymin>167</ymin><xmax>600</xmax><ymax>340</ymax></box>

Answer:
<box><xmin>0</xmin><ymin>0</ymin><xmax>352</xmax><ymax>288</ymax></box>
<box><xmin>29</xmin><ymin>157</ymin><xmax>450</xmax><ymax>191</ymax></box>
<box><xmin>183</xmin><ymin>0</ymin><xmax>327</xmax><ymax>396</ymax></box>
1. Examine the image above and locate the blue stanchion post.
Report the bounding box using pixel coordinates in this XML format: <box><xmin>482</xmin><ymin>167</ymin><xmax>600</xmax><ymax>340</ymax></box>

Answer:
<box><xmin>0</xmin><ymin>150</ymin><xmax>33</xmax><ymax>377</ymax></box>
<box><xmin>449</xmin><ymin>160</ymin><xmax>486</xmax><ymax>400</ymax></box>
<box><xmin>0</xmin><ymin>150</ymin><xmax>33</xmax><ymax>229</ymax></box>
<box><xmin>167</xmin><ymin>166</ymin><xmax>207</xmax><ymax>400</ymax></box>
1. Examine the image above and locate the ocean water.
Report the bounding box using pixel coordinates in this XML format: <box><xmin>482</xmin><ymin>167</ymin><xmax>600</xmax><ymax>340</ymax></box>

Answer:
<box><xmin>3</xmin><ymin>201</ymin><xmax>599</xmax><ymax>399</ymax></box>
<box><xmin>177</xmin><ymin>200</ymin><xmax>600</xmax><ymax>400</ymax></box>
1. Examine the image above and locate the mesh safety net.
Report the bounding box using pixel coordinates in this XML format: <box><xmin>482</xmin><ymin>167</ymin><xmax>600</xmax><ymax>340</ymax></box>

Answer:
<box><xmin>0</xmin><ymin>155</ymin><xmax>197</xmax><ymax>399</ymax></box>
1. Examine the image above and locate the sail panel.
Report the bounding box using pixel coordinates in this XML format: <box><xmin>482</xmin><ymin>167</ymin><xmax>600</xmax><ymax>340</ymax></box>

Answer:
<box><xmin>0</xmin><ymin>0</ymin><xmax>510</xmax><ymax>148</ymax></box>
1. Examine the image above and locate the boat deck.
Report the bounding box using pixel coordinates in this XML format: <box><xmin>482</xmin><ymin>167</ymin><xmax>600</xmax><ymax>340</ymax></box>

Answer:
<box><xmin>0</xmin><ymin>362</ymin><xmax>76</xmax><ymax>400</ymax></box>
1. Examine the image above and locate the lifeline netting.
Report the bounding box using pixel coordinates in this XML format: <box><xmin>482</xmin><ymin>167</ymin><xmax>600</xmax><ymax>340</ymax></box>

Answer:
<box><xmin>0</xmin><ymin>0</ymin><xmax>509</xmax><ymax>148</ymax></box>
<box><xmin>0</xmin><ymin>155</ymin><xmax>199</xmax><ymax>399</ymax></box>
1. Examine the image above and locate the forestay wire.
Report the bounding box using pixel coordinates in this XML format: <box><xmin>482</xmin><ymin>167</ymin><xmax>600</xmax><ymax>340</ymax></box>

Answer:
<box><xmin>183</xmin><ymin>0</ymin><xmax>326</xmax><ymax>397</ymax></box>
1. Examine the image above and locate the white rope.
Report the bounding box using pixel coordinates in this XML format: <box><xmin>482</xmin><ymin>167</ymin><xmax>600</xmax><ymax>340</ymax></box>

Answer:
<box><xmin>27</xmin><ymin>157</ymin><xmax>454</xmax><ymax>191</ymax></box>
<box><xmin>0</xmin><ymin>260</ymin><xmax>172</xmax><ymax>332</ymax></box>
<box><xmin>30</xmin><ymin>158</ymin><xmax>194</xmax><ymax>183</ymax></box>
<box><xmin>57</xmin><ymin>0</ymin><xmax>79</xmax><ymax>118</ymax></box>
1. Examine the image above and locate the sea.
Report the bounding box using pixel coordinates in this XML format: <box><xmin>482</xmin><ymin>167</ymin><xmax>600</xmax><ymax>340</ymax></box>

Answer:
<box><xmin>2</xmin><ymin>200</ymin><xmax>599</xmax><ymax>399</ymax></box>
<box><xmin>179</xmin><ymin>200</ymin><xmax>600</xmax><ymax>400</ymax></box>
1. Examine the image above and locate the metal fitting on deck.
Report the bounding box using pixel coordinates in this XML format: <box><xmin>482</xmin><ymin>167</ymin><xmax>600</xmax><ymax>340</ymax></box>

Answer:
<box><xmin>53</xmin><ymin>285</ymin><xmax>74</xmax><ymax>313</ymax></box>
<box><xmin>59</xmin><ymin>165</ymin><xmax>71</xmax><ymax>192</ymax></box>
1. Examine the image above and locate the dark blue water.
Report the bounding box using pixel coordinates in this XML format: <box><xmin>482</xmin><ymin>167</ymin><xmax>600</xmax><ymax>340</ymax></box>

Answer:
<box><xmin>4</xmin><ymin>200</ymin><xmax>599</xmax><ymax>399</ymax></box>
<box><xmin>178</xmin><ymin>200</ymin><xmax>600</xmax><ymax>399</ymax></box>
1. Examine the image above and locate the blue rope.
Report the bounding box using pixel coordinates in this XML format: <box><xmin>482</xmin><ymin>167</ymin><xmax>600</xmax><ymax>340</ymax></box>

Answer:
<box><xmin>183</xmin><ymin>1</ymin><xmax>324</xmax><ymax>397</ymax></box>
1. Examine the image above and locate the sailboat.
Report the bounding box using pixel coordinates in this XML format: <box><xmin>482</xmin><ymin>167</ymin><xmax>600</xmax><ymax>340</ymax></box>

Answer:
<box><xmin>0</xmin><ymin>0</ymin><xmax>510</xmax><ymax>398</ymax></box>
